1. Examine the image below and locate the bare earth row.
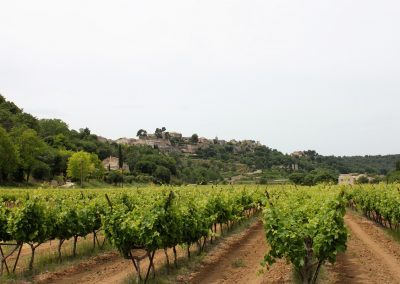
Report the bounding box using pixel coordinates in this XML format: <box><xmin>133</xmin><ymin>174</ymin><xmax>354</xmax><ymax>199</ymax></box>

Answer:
<box><xmin>31</xmin><ymin>211</ymin><xmax>400</xmax><ymax>284</ymax></box>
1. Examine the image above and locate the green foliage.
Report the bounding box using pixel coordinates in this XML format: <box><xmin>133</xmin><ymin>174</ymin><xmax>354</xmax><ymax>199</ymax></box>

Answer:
<box><xmin>190</xmin><ymin>133</ymin><xmax>199</xmax><ymax>144</ymax></box>
<box><xmin>180</xmin><ymin>163</ymin><xmax>222</xmax><ymax>184</ymax></box>
<box><xmin>126</xmin><ymin>145</ymin><xmax>177</xmax><ymax>181</ymax></box>
<box><xmin>32</xmin><ymin>161</ymin><xmax>51</xmax><ymax>180</ymax></box>
<box><xmin>67</xmin><ymin>151</ymin><xmax>95</xmax><ymax>186</ymax></box>
<box><xmin>52</xmin><ymin>149</ymin><xmax>73</xmax><ymax>177</ymax></box>
<box><xmin>396</xmin><ymin>160</ymin><xmax>400</xmax><ymax>171</ymax></box>
<box><xmin>263</xmin><ymin>187</ymin><xmax>347</xmax><ymax>283</ymax></box>
<box><xmin>105</xmin><ymin>170</ymin><xmax>124</xmax><ymax>185</ymax></box>
<box><xmin>154</xmin><ymin>165</ymin><xmax>171</xmax><ymax>184</ymax></box>
<box><xmin>13</xmin><ymin>128</ymin><xmax>47</xmax><ymax>182</ymax></box>
<box><xmin>0</xmin><ymin>126</ymin><xmax>18</xmax><ymax>182</ymax></box>
<box><xmin>7</xmin><ymin>197</ymin><xmax>53</xmax><ymax>244</ymax></box>
<box><xmin>387</xmin><ymin>171</ymin><xmax>400</xmax><ymax>183</ymax></box>
<box><xmin>136</xmin><ymin>129</ymin><xmax>147</xmax><ymax>137</ymax></box>
<box><xmin>102</xmin><ymin>185</ymin><xmax>260</xmax><ymax>260</ymax></box>
<box><xmin>356</xmin><ymin>175</ymin><xmax>369</xmax><ymax>184</ymax></box>
<box><xmin>345</xmin><ymin>184</ymin><xmax>400</xmax><ymax>229</ymax></box>
<box><xmin>38</xmin><ymin>119</ymin><xmax>69</xmax><ymax>138</ymax></box>
<box><xmin>289</xmin><ymin>172</ymin><xmax>306</xmax><ymax>185</ymax></box>
<box><xmin>289</xmin><ymin>169</ymin><xmax>338</xmax><ymax>186</ymax></box>
<box><xmin>0</xmin><ymin>95</ymin><xmax>398</xmax><ymax>186</ymax></box>
<box><xmin>0</xmin><ymin>202</ymin><xmax>12</xmax><ymax>241</ymax></box>
<box><xmin>154</xmin><ymin>127</ymin><xmax>166</xmax><ymax>138</ymax></box>
<box><xmin>118</xmin><ymin>144</ymin><xmax>123</xmax><ymax>169</ymax></box>
<box><xmin>89</xmin><ymin>153</ymin><xmax>105</xmax><ymax>179</ymax></box>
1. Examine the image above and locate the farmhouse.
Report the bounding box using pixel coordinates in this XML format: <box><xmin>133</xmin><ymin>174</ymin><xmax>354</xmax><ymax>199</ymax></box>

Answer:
<box><xmin>338</xmin><ymin>173</ymin><xmax>373</xmax><ymax>185</ymax></box>
<box><xmin>102</xmin><ymin>156</ymin><xmax>130</xmax><ymax>172</ymax></box>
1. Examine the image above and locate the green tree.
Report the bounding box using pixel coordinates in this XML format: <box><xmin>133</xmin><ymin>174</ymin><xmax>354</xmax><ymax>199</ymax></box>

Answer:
<box><xmin>118</xmin><ymin>144</ymin><xmax>123</xmax><ymax>169</ymax></box>
<box><xmin>0</xmin><ymin>108</ymin><xmax>15</xmax><ymax>131</ymax></box>
<box><xmin>190</xmin><ymin>134</ymin><xmax>199</xmax><ymax>144</ymax></box>
<box><xmin>38</xmin><ymin>119</ymin><xmax>69</xmax><ymax>138</ymax></box>
<box><xmin>67</xmin><ymin>151</ymin><xmax>94</xmax><ymax>187</ymax></box>
<box><xmin>154</xmin><ymin>127</ymin><xmax>166</xmax><ymax>138</ymax></box>
<box><xmin>312</xmin><ymin>168</ymin><xmax>338</xmax><ymax>184</ymax></box>
<box><xmin>89</xmin><ymin>153</ymin><xmax>104</xmax><ymax>179</ymax></box>
<box><xmin>0</xmin><ymin>126</ymin><xmax>18</xmax><ymax>183</ymax></box>
<box><xmin>136</xmin><ymin>129</ymin><xmax>147</xmax><ymax>138</ymax></box>
<box><xmin>396</xmin><ymin>160</ymin><xmax>400</xmax><ymax>171</ymax></box>
<box><xmin>356</xmin><ymin>175</ymin><xmax>369</xmax><ymax>184</ymax></box>
<box><xmin>32</xmin><ymin>161</ymin><xmax>51</xmax><ymax>180</ymax></box>
<box><xmin>14</xmin><ymin>128</ymin><xmax>46</xmax><ymax>182</ymax></box>
<box><xmin>105</xmin><ymin>170</ymin><xmax>124</xmax><ymax>186</ymax></box>
<box><xmin>289</xmin><ymin>172</ymin><xmax>306</xmax><ymax>185</ymax></box>
<box><xmin>52</xmin><ymin>149</ymin><xmax>73</xmax><ymax>177</ymax></box>
<box><xmin>154</xmin><ymin>165</ymin><xmax>171</xmax><ymax>184</ymax></box>
<box><xmin>387</xmin><ymin>171</ymin><xmax>400</xmax><ymax>183</ymax></box>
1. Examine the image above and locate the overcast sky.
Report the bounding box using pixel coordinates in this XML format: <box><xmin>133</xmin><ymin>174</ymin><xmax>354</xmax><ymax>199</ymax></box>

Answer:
<box><xmin>1</xmin><ymin>1</ymin><xmax>399</xmax><ymax>156</ymax></box>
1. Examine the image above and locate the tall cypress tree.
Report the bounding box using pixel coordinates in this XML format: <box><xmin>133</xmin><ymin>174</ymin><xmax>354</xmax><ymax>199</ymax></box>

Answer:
<box><xmin>118</xmin><ymin>144</ymin><xmax>123</xmax><ymax>169</ymax></box>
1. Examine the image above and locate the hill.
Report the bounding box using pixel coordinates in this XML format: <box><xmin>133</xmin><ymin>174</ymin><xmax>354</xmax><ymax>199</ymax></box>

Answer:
<box><xmin>0</xmin><ymin>94</ymin><xmax>399</xmax><ymax>185</ymax></box>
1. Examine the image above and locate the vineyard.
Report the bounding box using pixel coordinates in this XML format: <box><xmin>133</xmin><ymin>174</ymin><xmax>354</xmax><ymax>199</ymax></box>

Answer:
<box><xmin>0</xmin><ymin>184</ymin><xmax>400</xmax><ymax>283</ymax></box>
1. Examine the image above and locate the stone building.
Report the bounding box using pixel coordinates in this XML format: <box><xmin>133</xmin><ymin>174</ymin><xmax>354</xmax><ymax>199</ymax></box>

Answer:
<box><xmin>338</xmin><ymin>173</ymin><xmax>373</xmax><ymax>185</ymax></box>
<box><xmin>102</xmin><ymin>156</ymin><xmax>130</xmax><ymax>172</ymax></box>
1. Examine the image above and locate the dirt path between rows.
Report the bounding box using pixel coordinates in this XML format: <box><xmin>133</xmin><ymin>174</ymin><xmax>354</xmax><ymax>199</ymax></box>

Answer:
<box><xmin>36</xmin><ymin>219</ymin><xmax>267</xmax><ymax>284</ymax></box>
<box><xmin>189</xmin><ymin>220</ymin><xmax>291</xmax><ymax>284</ymax></box>
<box><xmin>328</xmin><ymin>212</ymin><xmax>400</xmax><ymax>284</ymax></box>
<box><xmin>34</xmin><ymin>211</ymin><xmax>400</xmax><ymax>284</ymax></box>
<box><xmin>36</xmin><ymin>219</ymin><xmax>291</xmax><ymax>284</ymax></box>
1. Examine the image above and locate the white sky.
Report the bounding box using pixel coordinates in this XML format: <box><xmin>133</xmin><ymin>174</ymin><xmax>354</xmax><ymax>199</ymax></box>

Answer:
<box><xmin>1</xmin><ymin>0</ymin><xmax>399</xmax><ymax>156</ymax></box>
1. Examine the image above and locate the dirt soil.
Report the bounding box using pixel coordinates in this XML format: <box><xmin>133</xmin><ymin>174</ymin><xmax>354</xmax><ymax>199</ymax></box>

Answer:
<box><xmin>327</xmin><ymin>212</ymin><xmax>400</xmax><ymax>284</ymax></box>
<box><xmin>2</xmin><ymin>234</ymin><xmax>102</xmax><ymax>273</ymax></box>
<box><xmin>188</xmin><ymin>220</ymin><xmax>291</xmax><ymax>284</ymax></box>
<box><xmin>27</xmin><ymin>211</ymin><xmax>400</xmax><ymax>284</ymax></box>
<box><xmin>35</xmin><ymin>219</ymin><xmax>292</xmax><ymax>284</ymax></box>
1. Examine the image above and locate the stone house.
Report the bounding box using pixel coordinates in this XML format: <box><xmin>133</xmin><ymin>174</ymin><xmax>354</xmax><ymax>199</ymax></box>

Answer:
<box><xmin>102</xmin><ymin>156</ymin><xmax>130</xmax><ymax>172</ymax></box>
<box><xmin>338</xmin><ymin>173</ymin><xmax>373</xmax><ymax>185</ymax></box>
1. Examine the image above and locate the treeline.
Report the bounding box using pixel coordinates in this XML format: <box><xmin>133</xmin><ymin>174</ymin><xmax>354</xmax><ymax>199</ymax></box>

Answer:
<box><xmin>195</xmin><ymin>145</ymin><xmax>400</xmax><ymax>185</ymax></box>
<box><xmin>0</xmin><ymin>95</ymin><xmax>223</xmax><ymax>185</ymax></box>
<box><xmin>0</xmin><ymin>95</ymin><xmax>110</xmax><ymax>184</ymax></box>
<box><xmin>287</xmin><ymin>151</ymin><xmax>400</xmax><ymax>185</ymax></box>
<box><xmin>0</xmin><ymin>94</ymin><xmax>399</xmax><ymax>186</ymax></box>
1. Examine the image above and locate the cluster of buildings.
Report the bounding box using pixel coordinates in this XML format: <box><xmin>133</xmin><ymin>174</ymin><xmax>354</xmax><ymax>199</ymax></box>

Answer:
<box><xmin>98</xmin><ymin>131</ymin><xmax>262</xmax><ymax>155</ymax></box>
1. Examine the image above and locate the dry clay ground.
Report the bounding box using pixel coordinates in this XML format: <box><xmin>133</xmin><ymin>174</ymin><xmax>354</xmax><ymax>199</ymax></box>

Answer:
<box><xmin>23</xmin><ymin>211</ymin><xmax>400</xmax><ymax>284</ymax></box>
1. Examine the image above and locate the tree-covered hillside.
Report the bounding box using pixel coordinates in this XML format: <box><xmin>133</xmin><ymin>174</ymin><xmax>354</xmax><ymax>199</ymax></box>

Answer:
<box><xmin>0</xmin><ymin>94</ymin><xmax>399</xmax><ymax>186</ymax></box>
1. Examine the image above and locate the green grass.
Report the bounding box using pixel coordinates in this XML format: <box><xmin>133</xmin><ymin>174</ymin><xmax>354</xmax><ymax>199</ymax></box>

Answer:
<box><xmin>383</xmin><ymin>228</ymin><xmax>400</xmax><ymax>243</ymax></box>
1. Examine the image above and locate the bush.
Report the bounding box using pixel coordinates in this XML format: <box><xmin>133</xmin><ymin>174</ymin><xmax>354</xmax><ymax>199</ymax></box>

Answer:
<box><xmin>259</xmin><ymin>176</ymin><xmax>268</xmax><ymax>185</ymax></box>
<box><xmin>53</xmin><ymin>175</ymin><xmax>65</xmax><ymax>185</ymax></box>
<box><xmin>289</xmin><ymin>172</ymin><xmax>306</xmax><ymax>185</ymax></box>
<box><xmin>124</xmin><ymin>175</ymin><xmax>136</xmax><ymax>184</ymax></box>
<box><xmin>32</xmin><ymin>162</ymin><xmax>51</xmax><ymax>180</ymax></box>
<box><xmin>387</xmin><ymin>171</ymin><xmax>400</xmax><ymax>183</ymax></box>
<box><xmin>356</xmin><ymin>176</ymin><xmax>369</xmax><ymax>184</ymax></box>
<box><xmin>154</xmin><ymin>166</ymin><xmax>171</xmax><ymax>184</ymax></box>
<box><xmin>134</xmin><ymin>174</ymin><xmax>153</xmax><ymax>184</ymax></box>
<box><xmin>135</xmin><ymin>160</ymin><xmax>156</xmax><ymax>175</ymax></box>
<box><xmin>105</xmin><ymin>170</ymin><xmax>124</xmax><ymax>185</ymax></box>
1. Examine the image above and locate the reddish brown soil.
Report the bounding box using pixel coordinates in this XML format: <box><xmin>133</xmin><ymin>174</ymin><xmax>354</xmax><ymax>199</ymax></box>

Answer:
<box><xmin>327</xmin><ymin>212</ymin><xmax>400</xmax><ymax>284</ymax></box>
<box><xmin>188</xmin><ymin>220</ymin><xmax>291</xmax><ymax>284</ymax></box>
<box><xmin>18</xmin><ymin>211</ymin><xmax>400</xmax><ymax>284</ymax></box>
<box><xmin>2</xmin><ymin>234</ymin><xmax>101</xmax><ymax>273</ymax></box>
<box><xmin>35</xmin><ymin>219</ymin><xmax>291</xmax><ymax>284</ymax></box>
